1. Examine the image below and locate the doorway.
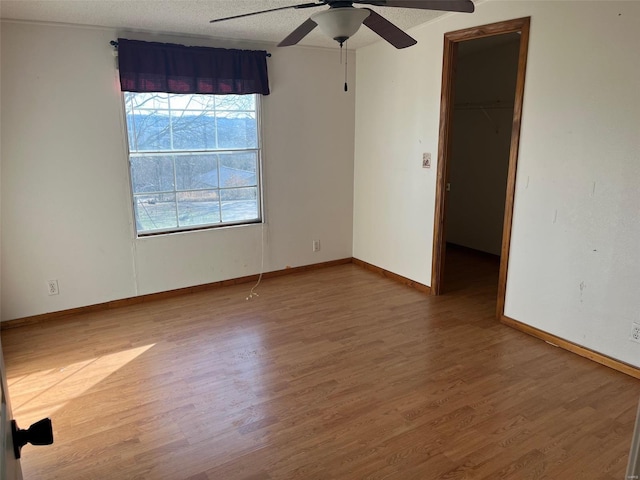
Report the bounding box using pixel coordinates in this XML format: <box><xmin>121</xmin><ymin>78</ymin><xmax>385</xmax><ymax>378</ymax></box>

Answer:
<box><xmin>431</xmin><ymin>18</ymin><xmax>530</xmax><ymax>319</ymax></box>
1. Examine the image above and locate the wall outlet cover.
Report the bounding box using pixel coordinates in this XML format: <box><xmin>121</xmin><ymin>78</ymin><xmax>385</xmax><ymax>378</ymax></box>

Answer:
<box><xmin>631</xmin><ymin>323</ymin><xmax>640</xmax><ymax>343</ymax></box>
<box><xmin>422</xmin><ymin>153</ymin><xmax>431</xmax><ymax>168</ymax></box>
<box><xmin>47</xmin><ymin>280</ymin><xmax>59</xmax><ymax>296</ymax></box>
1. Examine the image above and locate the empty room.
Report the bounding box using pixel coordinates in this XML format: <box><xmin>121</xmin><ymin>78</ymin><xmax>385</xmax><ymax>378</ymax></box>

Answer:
<box><xmin>1</xmin><ymin>1</ymin><xmax>639</xmax><ymax>478</ymax></box>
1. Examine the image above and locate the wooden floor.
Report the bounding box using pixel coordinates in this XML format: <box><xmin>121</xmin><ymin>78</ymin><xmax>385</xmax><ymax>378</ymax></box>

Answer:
<box><xmin>2</xmin><ymin>248</ymin><xmax>639</xmax><ymax>479</ymax></box>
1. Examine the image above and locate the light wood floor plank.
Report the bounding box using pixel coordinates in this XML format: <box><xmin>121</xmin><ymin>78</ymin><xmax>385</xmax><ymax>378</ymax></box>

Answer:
<box><xmin>2</xmin><ymin>247</ymin><xmax>638</xmax><ymax>479</ymax></box>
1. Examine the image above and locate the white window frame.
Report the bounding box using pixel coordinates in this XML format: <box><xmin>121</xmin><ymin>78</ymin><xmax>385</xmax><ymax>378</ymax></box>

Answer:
<box><xmin>122</xmin><ymin>92</ymin><xmax>263</xmax><ymax>237</ymax></box>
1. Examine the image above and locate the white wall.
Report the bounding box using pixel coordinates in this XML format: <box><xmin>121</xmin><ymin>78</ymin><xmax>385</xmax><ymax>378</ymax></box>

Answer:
<box><xmin>354</xmin><ymin>1</ymin><xmax>640</xmax><ymax>367</ymax></box>
<box><xmin>1</xmin><ymin>21</ymin><xmax>355</xmax><ymax>320</ymax></box>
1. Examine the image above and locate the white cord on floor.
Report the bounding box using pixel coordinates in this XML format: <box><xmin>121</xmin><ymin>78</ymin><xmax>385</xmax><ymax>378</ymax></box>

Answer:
<box><xmin>246</xmin><ymin>223</ymin><xmax>265</xmax><ymax>300</ymax></box>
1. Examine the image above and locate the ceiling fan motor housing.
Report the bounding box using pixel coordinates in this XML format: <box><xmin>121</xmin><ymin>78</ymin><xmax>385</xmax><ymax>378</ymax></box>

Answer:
<box><xmin>311</xmin><ymin>6</ymin><xmax>371</xmax><ymax>44</ymax></box>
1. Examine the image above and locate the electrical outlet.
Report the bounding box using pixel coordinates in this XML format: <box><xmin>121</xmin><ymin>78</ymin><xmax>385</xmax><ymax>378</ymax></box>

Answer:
<box><xmin>312</xmin><ymin>240</ymin><xmax>321</xmax><ymax>252</ymax></box>
<box><xmin>631</xmin><ymin>323</ymin><xmax>640</xmax><ymax>343</ymax></box>
<box><xmin>47</xmin><ymin>279</ymin><xmax>59</xmax><ymax>296</ymax></box>
<box><xmin>422</xmin><ymin>152</ymin><xmax>431</xmax><ymax>168</ymax></box>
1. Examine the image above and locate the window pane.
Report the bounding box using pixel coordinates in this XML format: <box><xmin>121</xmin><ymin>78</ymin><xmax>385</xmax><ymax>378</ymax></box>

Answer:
<box><xmin>215</xmin><ymin>95</ymin><xmax>256</xmax><ymax>111</ymax></box>
<box><xmin>170</xmin><ymin>94</ymin><xmax>214</xmax><ymax>111</ymax></box>
<box><xmin>217</xmin><ymin>113</ymin><xmax>257</xmax><ymax>149</ymax></box>
<box><xmin>219</xmin><ymin>152</ymin><xmax>257</xmax><ymax>188</ymax></box>
<box><xmin>175</xmin><ymin>154</ymin><xmax>218</xmax><ymax>190</ymax></box>
<box><xmin>220</xmin><ymin>187</ymin><xmax>258</xmax><ymax>223</ymax></box>
<box><xmin>171</xmin><ymin>112</ymin><xmax>217</xmax><ymax>150</ymax></box>
<box><xmin>177</xmin><ymin>190</ymin><xmax>220</xmax><ymax>226</ymax></box>
<box><xmin>133</xmin><ymin>193</ymin><xmax>177</xmax><ymax>231</ymax></box>
<box><xmin>130</xmin><ymin>155</ymin><xmax>175</xmax><ymax>193</ymax></box>
<box><xmin>128</xmin><ymin>110</ymin><xmax>171</xmax><ymax>151</ymax></box>
<box><xmin>126</xmin><ymin>92</ymin><xmax>169</xmax><ymax>110</ymax></box>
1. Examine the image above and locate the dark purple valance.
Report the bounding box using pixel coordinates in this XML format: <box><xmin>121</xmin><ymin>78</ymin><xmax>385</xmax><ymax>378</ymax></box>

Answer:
<box><xmin>117</xmin><ymin>38</ymin><xmax>270</xmax><ymax>95</ymax></box>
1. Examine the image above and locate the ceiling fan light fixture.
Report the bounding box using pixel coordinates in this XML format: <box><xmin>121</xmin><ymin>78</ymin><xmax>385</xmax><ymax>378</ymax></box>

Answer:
<box><xmin>311</xmin><ymin>8</ymin><xmax>370</xmax><ymax>45</ymax></box>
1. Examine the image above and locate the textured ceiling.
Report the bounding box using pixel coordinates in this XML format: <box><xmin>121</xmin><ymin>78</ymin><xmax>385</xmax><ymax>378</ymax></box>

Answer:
<box><xmin>0</xmin><ymin>0</ymin><xmax>471</xmax><ymax>49</ymax></box>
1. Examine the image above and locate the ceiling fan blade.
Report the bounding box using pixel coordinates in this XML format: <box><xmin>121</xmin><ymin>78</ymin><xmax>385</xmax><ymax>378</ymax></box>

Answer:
<box><xmin>354</xmin><ymin>0</ymin><xmax>474</xmax><ymax>13</ymax></box>
<box><xmin>278</xmin><ymin>18</ymin><xmax>319</xmax><ymax>47</ymax></box>
<box><xmin>210</xmin><ymin>2</ymin><xmax>321</xmax><ymax>24</ymax></box>
<box><xmin>362</xmin><ymin>9</ymin><xmax>417</xmax><ymax>49</ymax></box>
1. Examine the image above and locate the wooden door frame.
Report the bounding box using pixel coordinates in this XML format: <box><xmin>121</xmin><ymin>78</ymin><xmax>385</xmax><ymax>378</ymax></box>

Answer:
<box><xmin>430</xmin><ymin>17</ymin><xmax>531</xmax><ymax>319</ymax></box>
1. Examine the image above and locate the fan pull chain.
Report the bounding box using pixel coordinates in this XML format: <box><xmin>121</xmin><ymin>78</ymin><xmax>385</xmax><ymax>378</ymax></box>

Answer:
<box><xmin>344</xmin><ymin>40</ymin><xmax>348</xmax><ymax>92</ymax></box>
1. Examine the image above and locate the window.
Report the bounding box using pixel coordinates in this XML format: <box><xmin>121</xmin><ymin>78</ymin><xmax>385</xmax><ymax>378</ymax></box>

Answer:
<box><xmin>124</xmin><ymin>92</ymin><xmax>261</xmax><ymax>236</ymax></box>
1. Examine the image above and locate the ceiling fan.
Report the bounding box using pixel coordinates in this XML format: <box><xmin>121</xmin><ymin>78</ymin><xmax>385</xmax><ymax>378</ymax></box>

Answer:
<box><xmin>210</xmin><ymin>0</ymin><xmax>475</xmax><ymax>49</ymax></box>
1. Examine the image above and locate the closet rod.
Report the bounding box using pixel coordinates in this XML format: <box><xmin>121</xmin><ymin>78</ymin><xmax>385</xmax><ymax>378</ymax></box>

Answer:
<box><xmin>454</xmin><ymin>101</ymin><xmax>513</xmax><ymax>110</ymax></box>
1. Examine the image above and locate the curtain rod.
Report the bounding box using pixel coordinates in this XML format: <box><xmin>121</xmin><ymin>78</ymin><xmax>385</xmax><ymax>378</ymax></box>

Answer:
<box><xmin>109</xmin><ymin>40</ymin><xmax>271</xmax><ymax>57</ymax></box>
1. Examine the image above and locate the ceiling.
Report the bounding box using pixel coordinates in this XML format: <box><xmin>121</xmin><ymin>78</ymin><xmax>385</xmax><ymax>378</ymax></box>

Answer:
<box><xmin>0</xmin><ymin>0</ymin><xmax>474</xmax><ymax>50</ymax></box>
